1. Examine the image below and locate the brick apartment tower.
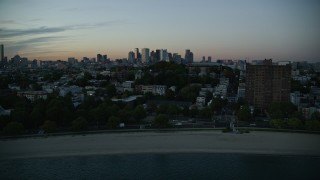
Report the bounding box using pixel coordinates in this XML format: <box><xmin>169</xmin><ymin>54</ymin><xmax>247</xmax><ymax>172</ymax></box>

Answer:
<box><xmin>245</xmin><ymin>59</ymin><xmax>291</xmax><ymax>109</ymax></box>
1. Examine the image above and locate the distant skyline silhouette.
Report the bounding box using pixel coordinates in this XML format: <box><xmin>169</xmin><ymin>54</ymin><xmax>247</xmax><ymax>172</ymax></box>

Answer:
<box><xmin>0</xmin><ymin>0</ymin><xmax>319</xmax><ymax>62</ymax></box>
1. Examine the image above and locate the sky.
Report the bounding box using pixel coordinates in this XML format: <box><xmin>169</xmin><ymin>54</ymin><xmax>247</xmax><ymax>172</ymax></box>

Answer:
<box><xmin>0</xmin><ymin>0</ymin><xmax>320</xmax><ymax>62</ymax></box>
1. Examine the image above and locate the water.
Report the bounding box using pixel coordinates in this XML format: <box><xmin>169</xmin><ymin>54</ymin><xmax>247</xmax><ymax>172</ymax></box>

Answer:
<box><xmin>1</xmin><ymin>153</ymin><xmax>319</xmax><ymax>180</ymax></box>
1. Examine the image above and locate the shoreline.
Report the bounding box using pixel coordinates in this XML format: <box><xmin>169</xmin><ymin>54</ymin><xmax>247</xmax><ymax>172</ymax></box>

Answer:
<box><xmin>1</xmin><ymin>127</ymin><xmax>320</xmax><ymax>140</ymax></box>
<box><xmin>1</xmin><ymin>131</ymin><xmax>320</xmax><ymax>159</ymax></box>
<box><xmin>3</xmin><ymin>150</ymin><xmax>320</xmax><ymax>160</ymax></box>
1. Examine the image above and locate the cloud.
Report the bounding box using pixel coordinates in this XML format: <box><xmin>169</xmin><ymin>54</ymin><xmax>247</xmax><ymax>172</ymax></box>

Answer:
<box><xmin>20</xmin><ymin>50</ymin><xmax>71</xmax><ymax>56</ymax></box>
<box><xmin>0</xmin><ymin>20</ymin><xmax>16</xmax><ymax>24</ymax></box>
<box><xmin>6</xmin><ymin>36</ymin><xmax>67</xmax><ymax>53</ymax></box>
<box><xmin>1</xmin><ymin>20</ymin><xmax>128</xmax><ymax>58</ymax></box>
<box><xmin>18</xmin><ymin>36</ymin><xmax>66</xmax><ymax>44</ymax></box>
<box><xmin>0</xmin><ymin>26</ymin><xmax>67</xmax><ymax>38</ymax></box>
<box><xmin>29</xmin><ymin>18</ymin><xmax>42</xmax><ymax>22</ymax></box>
<box><xmin>0</xmin><ymin>19</ymin><xmax>45</xmax><ymax>27</ymax></box>
<box><xmin>90</xmin><ymin>20</ymin><xmax>127</xmax><ymax>27</ymax></box>
<box><xmin>63</xmin><ymin>20</ymin><xmax>127</xmax><ymax>30</ymax></box>
<box><xmin>0</xmin><ymin>20</ymin><xmax>127</xmax><ymax>38</ymax></box>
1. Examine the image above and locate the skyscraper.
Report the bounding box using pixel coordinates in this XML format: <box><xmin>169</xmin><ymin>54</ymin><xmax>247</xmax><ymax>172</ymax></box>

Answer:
<box><xmin>173</xmin><ymin>53</ymin><xmax>182</xmax><ymax>64</ymax></box>
<box><xmin>141</xmin><ymin>48</ymin><xmax>150</xmax><ymax>63</ymax></box>
<box><xmin>68</xmin><ymin>57</ymin><xmax>77</xmax><ymax>64</ymax></box>
<box><xmin>168</xmin><ymin>53</ymin><xmax>173</xmax><ymax>62</ymax></box>
<box><xmin>128</xmin><ymin>51</ymin><xmax>135</xmax><ymax>63</ymax></box>
<box><xmin>245</xmin><ymin>59</ymin><xmax>291</xmax><ymax>109</ymax></box>
<box><xmin>185</xmin><ymin>49</ymin><xmax>193</xmax><ymax>64</ymax></box>
<box><xmin>150</xmin><ymin>50</ymin><xmax>156</xmax><ymax>63</ymax></box>
<box><xmin>97</xmin><ymin>54</ymin><xmax>102</xmax><ymax>62</ymax></box>
<box><xmin>102</xmin><ymin>55</ymin><xmax>108</xmax><ymax>62</ymax></box>
<box><xmin>0</xmin><ymin>44</ymin><xmax>4</xmax><ymax>61</ymax></box>
<box><xmin>134</xmin><ymin>48</ymin><xmax>140</xmax><ymax>60</ymax></box>
<box><xmin>155</xmin><ymin>49</ymin><xmax>161</xmax><ymax>62</ymax></box>
<box><xmin>160</xmin><ymin>49</ymin><xmax>168</xmax><ymax>61</ymax></box>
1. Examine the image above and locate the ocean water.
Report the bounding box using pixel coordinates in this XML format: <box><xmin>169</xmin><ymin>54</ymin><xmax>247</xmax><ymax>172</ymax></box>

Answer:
<box><xmin>1</xmin><ymin>153</ymin><xmax>319</xmax><ymax>180</ymax></box>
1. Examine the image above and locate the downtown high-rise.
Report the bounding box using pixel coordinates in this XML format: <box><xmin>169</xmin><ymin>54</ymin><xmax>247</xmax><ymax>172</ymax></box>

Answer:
<box><xmin>160</xmin><ymin>49</ymin><xmax>168</xmax><ymax>61</ymax></box>
<box><xmin>185</xmin><ymin>49</ymin><xmax>193</xmax><ymax>64</ymax></box>
<box><xmin>128</xmin><ymin>51</ymin><xmax>135</xmax><ymax>63</ymax></box>
<box><xmin>134</xmin><ymin>48</ymin><xmax>140</xmax><ymax>60</ymax></box>
<box><xmin>0</xmin><ymin>44</ymin><xmax>4</xmax><ymax>61</ymax></box>
<box><xmin>141</xmin><ymin>48</ymin><xmax>150</xmax><ymax>63</ymax></box>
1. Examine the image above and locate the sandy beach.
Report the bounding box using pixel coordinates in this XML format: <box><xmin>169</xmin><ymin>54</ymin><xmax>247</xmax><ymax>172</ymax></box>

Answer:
<box><xmin>1</xmin><ymin>131</ymin><xmax>320</xmax><ymax>159</ymax></box>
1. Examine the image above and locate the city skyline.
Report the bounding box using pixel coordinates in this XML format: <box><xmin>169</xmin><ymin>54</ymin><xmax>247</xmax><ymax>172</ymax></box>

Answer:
<box><xmin>0</xmin><ymin>0</ymin><xmax>320</xmax><ymax>62</ymax></box>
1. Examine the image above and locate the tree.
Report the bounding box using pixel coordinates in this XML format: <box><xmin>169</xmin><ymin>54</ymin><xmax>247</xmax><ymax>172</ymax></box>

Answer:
<box><xmin>106</xmin><ymin>84</ymin><xmax>116</xmax><ymax>97</ymax></box>
<box><xmin>72</xmin><ymin>117</ymin><xmax>88</xmax><ymax>131</ymax></box>
<box><xmin>189</xmin><ymin>107</ymin><xmax>199</xmax><ymax>118</ymax></box>
<box><xmin>133</xmin><ymin>105</ymin><xmax>147</xmax><ymax>123</ymax></box>
<box><xmin>74</xmin><ymin>77</ymin><xmax>89</xmax><ymax>87</ymax></box>
<box><xmin>106</xmin><ymin>104</ymin><xmax>120</xmax><ymax>117</ymax></box>
<box><xmin>41</xmin><ymin>120</ymin><xmax>57</xmax><ymax>133</ymax></box>
<box><xmin>156</xmin><ymin>104</ymin><xmax>168</xmax><ymax>114</ymax></box>
<box><xmin>267</xmin><ymin>102</ymin><xmax>296</xmax><ymax>119</ymax></box>
<box><xmin>237</xmin><ymin>105</ymin><xmax>251</xmax><ymax>121</ymax></box>
<box><xmin>223</xmin><ymin>67</ymin><xmax>235</xmax><ymax>79</ymax></box>
<box><xmin>182</xmin><ymin>106</ymin><xmax>189</xmax><ymax>117</ymax></box>
<box><xmin>45</xmin><ymin>106</ymin><xmax>60</xmax><ymax>122</ymax></box>
<box><xmin>270</xmin><ymin>119</ymin><xmax>284</xmax><ymax>129</ymax></box>
<box><xmin>0</xmin><ymin>76</ymin><xmax>9</xmax><ymax>89</ymax></box>
<box><xmin>29</xmin><ymin>102</ymin><xmax>46</xmax><ymax>129</ymax></box>
<box><xmin>193</xmin><ymin>67</ymin><xmax>201</xmax><ymax>75</ymax></box>
<box><xmin>287</xmin><ymin>118</ymin><xmax>302</xmax><ymax>129</ymax></box>
<box><xmin>43</xmin><ymin>70</ymin><xmax>62</xmax><ymax>83</ymax></box>
<box><xmin>165</xmin><ymin>89</ymin><xmax>175</xmax><ymax>100</ymax></box>
<box><xmin>11</xmin><ymin>99</ymin><xmax>32</xmax><ymax>126</ymax></box>
<box><xmin>291</xmin><ymin>80</ymin><xmax>309</xmax><ymax>93</ymax></box>
<box><xmin>153</xmin><ymin>114</ymin><xmax>170</xmax><ymax>128</ymax></box>
<box><xmin>90</xmin><ymin>103</ymin><xmax>110</xmax><ymax>123</ymax></box>
<box><xmin>0</xmin><ymin>115</ymin><xmax>10</xmax><ymax>130</ymax></box>
<box><xmin>83</xmin><ymin>71</ymin><xmax>93</xmax><ymax>80</ymax></box>
<box><xmin>166</xmin><ymin>104</ymin><xmax>181</xmax><ymax>117</ymax></box>
<box><xmin>310</xmin><ymin>112</ymin><xmax>320</xmax><ymax>121</ymax></box>
<box><xmin>0</xmin><ymin>93</ymin><xmax>20</xmax><ymax>109</ymax></box>
<box><xmin>107</xmin><ymin>116</ymin><xmax>120</xmax><ymax>129</ymax></box>
<box><xmin>45</xmin><ymin>97</ymin><xmax>74</xmax><ymax>126</ymax></box>
<box><xmin>199</xmin><ymin>107</ymin><xmax>212</xmax><ymax>119</ymax></box>
<box><xmin>96</xmin><ymin>73</ymin><xmax>109</xmax><ymax>81</ymax></box>
<box><xmin>178</xmin><ymin>85</ymin><xmax>201</xmax><ymax>103</ymax></box>
<box><xmin>205</xmin><ymin>91</ymin><xmax>213</xmax><ymax>105</ymax></box>
<box><xmin>305</xmin><ymin>120</ymin><xmax>320</xmax><ymax>131</ymax></box>
<box><xmin>127</xmin><ymin>70</ymin><xmax>135</xmax><ymax>81</ymax></box>
<box><xmin>11</xmin><ymin>108</ymin><xmax>29</xmax><ymax>124</ymax></box>
<box><xmin>292</xmin><ymin>111</ymin><xmax>304</xmax><ymax>121</ymax></box>
<box><xmin>75</xmin><ymin>109</ymin><xmax>89</xmax><ymax>120</ymax></box>
<box><xmin>31</xmin><ymin>83</ymin><xmax>42</xmax><ymax>91</ymax></box>
<box><xmin>210</xmin><ymin>97</ymin><xmax>226</xmax><ymax>113</ymax></box>
<box><xmin>3</xmin><ymin>122</ymin><xmax>24</xmax><ymax>135</ymax></box>
<box><xmin>118</xmin><ymin>104</ymin><xmax>135</xmax><ymax>124</ymax></box>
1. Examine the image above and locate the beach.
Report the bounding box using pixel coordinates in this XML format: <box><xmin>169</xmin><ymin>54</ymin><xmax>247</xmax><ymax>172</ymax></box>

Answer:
<box><xmin>1</xmin><ymin>131</ymin><xmax>320</xmax><ymax>159</ymax></box>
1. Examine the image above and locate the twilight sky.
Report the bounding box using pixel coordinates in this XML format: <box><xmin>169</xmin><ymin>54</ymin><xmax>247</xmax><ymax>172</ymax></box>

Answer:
<box><xmin>0</xmin><ymin>0</ymin><xmax>319</xmax><ymax>62</ymax></box>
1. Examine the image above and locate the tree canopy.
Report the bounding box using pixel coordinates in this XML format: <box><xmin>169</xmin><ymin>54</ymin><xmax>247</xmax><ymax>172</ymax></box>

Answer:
<box><xmin>153</xmin><ymin>114</ymin><xmax>170</xmax><ymax>128</ymax></box>
<box><xmin>267</xmin><ymin>102</ymin><xmax>296</xmax><ymax>119</ymax></box>
<box><xmin>3</xmin><ymin>122</ymin><xmax>24</xmax><ymax>135</ymax></box>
